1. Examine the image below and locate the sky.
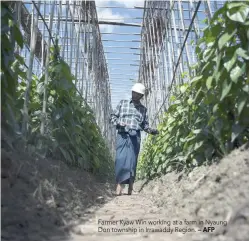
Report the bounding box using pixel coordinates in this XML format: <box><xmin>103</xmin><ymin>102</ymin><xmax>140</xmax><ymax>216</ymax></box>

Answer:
<box><xmin>94</xmin><ymin>0</ymin><xmax>145</xmax><ymax>109</ymax></box>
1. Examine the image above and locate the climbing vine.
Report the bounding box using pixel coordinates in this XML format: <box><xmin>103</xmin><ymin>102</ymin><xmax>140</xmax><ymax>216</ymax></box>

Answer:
<box><xmin>138</xmin><ymin>1</ymin><xmax>249</xmax><ymax>180</ymax></box>
<box><xmin>1</xmin><ymin>2</ymin><xmax>25</xmax><ymax>134</ymax></box>
<box><xmin>1</xmin><ymin>2</ymin><xmax>114</xmax><ymax>180</ymax></box>
<box><xmin>39</xmin><ymin>40</ymin><xmax>113</xmax><ymax>175</ymax></box>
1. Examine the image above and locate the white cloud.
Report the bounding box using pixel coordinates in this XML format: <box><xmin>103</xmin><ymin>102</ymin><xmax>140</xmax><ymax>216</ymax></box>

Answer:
<box><xmin>95</xmin><ymin>0</ymin><xmax>143</xmax><ymax>33</ymax></box>
<box><xmin>97</xmin><ymin>8</ymin><xmax>125</xmax><ymax>21</ymax></box>
<box><xmin>95</xmin><ymin>0</ymin><xmax>144</xmax><ymax>8</ymax></box>
<box><xmin>112</xmin><ymin>0</ymin><xmax>145</xmax><ymax>8</ymax></box>
<box><xmin>99</xmin><ymin>24</ymin><xmax>115</xmax><ymax>33</ymax></box>
<box><xmin>94</xmin><ymin>0</ymin><xmax>108</xmax><ymax>7</ymax></box>
<box><xmin>96</xmin><ymin>7</ymin><xmax>129</xmax><ymax>33</ymax></box>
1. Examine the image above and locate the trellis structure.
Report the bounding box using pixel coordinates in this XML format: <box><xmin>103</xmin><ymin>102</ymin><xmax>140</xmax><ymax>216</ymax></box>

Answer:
<box><xmin>8</xmin><ymin>1</ymin><xmax>115</xmax><ymax>151</ymax></box>
<box><xmin>139</xmin><ymin>0</ymin><xmax>226</xmax><ymax>128</ymax></box>
<box><xmin>6</xmin><ymin>0</ymin><xmax>230</xmax><ymax>153</ymax></box>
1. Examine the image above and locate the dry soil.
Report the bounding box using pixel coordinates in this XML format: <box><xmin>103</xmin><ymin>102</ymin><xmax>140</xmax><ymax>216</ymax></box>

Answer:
<box><xmin>1</xmin><ymin>142</ymin><xmax>249</xmax><ymax>241</ymax></box>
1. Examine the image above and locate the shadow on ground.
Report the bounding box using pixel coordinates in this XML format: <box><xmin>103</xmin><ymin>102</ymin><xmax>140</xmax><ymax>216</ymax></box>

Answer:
<box><xmin>1</xmin><ymin>138</ymin><xmax>116</xmax><ymax>241</ymax></box>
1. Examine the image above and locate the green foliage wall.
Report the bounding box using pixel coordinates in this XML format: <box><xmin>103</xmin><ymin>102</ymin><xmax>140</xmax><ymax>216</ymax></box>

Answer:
<box><xmin>1</xmin><ymin>2</ymin><xmax>24</xmax><ymax>131</ymax></box>
<box><xmin>138</xmin><ymin>1</ymin><xmax>249</xmax><ymax>180</ymax></box>
<box><xmin>1</xmin><ymin>2</ymin><xmax>114</xmax><ymax>181</ymax></box>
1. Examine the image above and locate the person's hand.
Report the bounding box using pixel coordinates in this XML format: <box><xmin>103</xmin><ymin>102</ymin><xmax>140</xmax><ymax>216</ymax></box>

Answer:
<box><xmin>119</xmin><ymin>122</ymin><xmax>126</xmax><ymax>126</ymax></box>
<box><xmin>117</xmin><ymin>122</ymin><xmax>126</xmax><ymax>128</ymax></box>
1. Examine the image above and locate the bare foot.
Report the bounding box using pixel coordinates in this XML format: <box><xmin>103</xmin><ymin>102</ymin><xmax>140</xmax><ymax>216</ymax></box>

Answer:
<box><xmin>116</xmin><ymin>184</ymin><xmax>122</xmax><ymax>195</ymax></box>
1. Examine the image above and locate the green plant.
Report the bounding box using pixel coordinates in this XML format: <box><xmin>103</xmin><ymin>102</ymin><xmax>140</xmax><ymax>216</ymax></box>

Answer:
<box><xmin>1</xmin><ymin>3</ymin><xmax>114</xmax><ymax>181</ymax></box>
<box><xmin>1</xmin><ymin>2</ymin><xmax>25</xmax><ymax>135</ymax></box>
<box><xmin>18</xmin><ymin>39</ymin><xmax>114</xmax><ymax>178</ymax></box>
<box><xmin>138</xmin><ymin>1</ymin><xmax>249</xmax><ymax>180</ymax></box>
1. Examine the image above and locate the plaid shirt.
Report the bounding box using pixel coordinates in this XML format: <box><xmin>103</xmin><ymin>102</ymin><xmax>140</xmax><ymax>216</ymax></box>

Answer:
<box><xmin>110</xmin><ymin>99</ymin><xmax>150</xmax><ymax>133</ymax></box>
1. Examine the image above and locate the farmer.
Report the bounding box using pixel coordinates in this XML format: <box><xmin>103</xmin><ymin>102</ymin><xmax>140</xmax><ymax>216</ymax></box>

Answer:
<box><xmin>110</xmin><ymin>83</ymin><xmax>159</xmax><ymax>195</ymax></box>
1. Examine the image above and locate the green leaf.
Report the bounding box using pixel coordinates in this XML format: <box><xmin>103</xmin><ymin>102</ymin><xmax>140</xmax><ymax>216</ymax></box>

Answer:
<box><xmin>211</xmin><ymin>7</ymin><xmax>225</xmax><ymax>24</ymax></box>
<box><xmin>194</xmin><ymin>140</ymin><xmax>204</xmax><ymax>151</ymax></box>
<box><xmin>220</xmin><ymin>80</ymin><xmax>232</xmax><ymax>101</ymax></box>
<box><xmin>238</xmin><ymin>95</ymin><xmax>248</xmax><ymax>116</ymax></box>
<box><xmin>203</xmin><ymin>48</ymin><xmax>215</xmax><ymax>61</ymax></box>
<box><xmin>180</xmin><ymin>84</ymin><xmax>188</xmax><ymax>94</ymax></box>
<box><xmin>211</xmin><ymin>24</ymin><xmax>223</xmax><ymax>39</ymax></box>
<box><xmin>224</xmin><ymin>53</ymin><xmax>237</xmax><ymax>72</ymax></box>
<box><xmin>59</xmin><ymin>147</ymin><xmax>73</xmax><ymax>163</ymax></box>
<box><xmin>205</xmin><ymin>92</ymin><xmax>216</xmax><ymax>105</ymax></box>
<box><xmin>15</xmin><ymin>54</ymin><xmax>25</xmax><ymax>65</ymax></box>
<box><xmin>227</xmin><ymin>2</ymin><xmax>247</xmax><ymax>10</ymax></box>
<box><xmin>192</xmin><ymin>129</ymin><xmax>202</xmax><ymax>134</ymax></box>
<box><xmin>195</xmin><ymin>116</ymin><xmax>204</xmax><ymax>125</ymax></box>
<box><xmin>227</xmin><ymin>5</ymin><xmax>249</xmax><ymax>23</ymax></box>
<box><xmin>185</xmin><ymin>135</ymin><xmax>196</xmax><ymax>142</ymax></box>
<box><xmin>230</xmin><ymin>64</ymin><xmax>246</xmax><ymax>83</ymax></box>
<box><xmin>13</xmin><ymin>25</ymin><xmax>23</xmax><ymax>48</ymax></box>
<box><xmin>208</xmin><ymin>116</ymin><xmax>215</xmax><ymax>125</ymax></box>
<box><xmin>19</xmin><ymin>70</ymin><xmax>27</xmax><ymax>79</ymax></box>
<box><xmin>218</xmin><ymin>29</ymin><xmax>236</xmax><ymax>50</ymax></box>
<box><xmin>190</xmin><ymin>75</ymin><xmax>203</xmax><ymax>84</ymax></box>
<box><xmin>187</xmin><ymin>98</ymin><xmax>194</xmax><ymax>105</ymax></box>
<box><xmin>236</xmin><ymin>48</ymin><xmax>249</xmax><ymax>60</ymax></box>
<box><xmin>214</xmin><ymin>53</ymin><xmax>222</xmax><ymax>82</ymax></box>
<box><xmin>194</xmin><ymin>88</ymin><xmax>203</xmax><ymax>102</ymax></box>
<box><xmin>170</xmin><ymin>95</ymin><xmax>176</xmax><ymax>102</ymax></box>
<box><xmin>206</xmin><ymin>76</ymin><xmax>213</xmax><ymax>90</ymax></box>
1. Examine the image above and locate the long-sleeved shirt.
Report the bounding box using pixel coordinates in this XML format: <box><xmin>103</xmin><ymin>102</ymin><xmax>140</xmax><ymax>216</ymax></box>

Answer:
<box><xmin>110</xmin><ymin>99</ymin><xmax>151</xmax><ymax>133</ymax></box>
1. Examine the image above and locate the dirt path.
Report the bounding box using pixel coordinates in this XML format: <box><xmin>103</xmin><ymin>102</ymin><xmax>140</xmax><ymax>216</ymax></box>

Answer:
<box><xmin>2</xmin><ymin>142</ymin><xmax>249</xmax><ymax>241</ymax></box>
<box><xmin>69</xmin><ymin>144</ymin><xmax>249</xmax><ymax>241</ymax></box>
<box><xmin>69</xmin><ymin>191</ymin><xmax>181</xmax><ymax>241</ymax></box>
<box><xmin>68</xmin><ymin>191</ymin><xmax>249</xmax><ymax>241</ymax></box>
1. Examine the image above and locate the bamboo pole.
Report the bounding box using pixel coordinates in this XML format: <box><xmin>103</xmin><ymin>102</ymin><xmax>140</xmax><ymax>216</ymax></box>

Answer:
<box><xmin>22</xmin><ymin>2</ymin><xmax>41</xmax><ymax>135</ymax></box>
<box><xmin>85</xmin><ymin>0</ymin><xmax>90</xmax><ymax>104</ymax></box>
<box><xmin>62</xmin><ymin>1</ymin><xmax>68</xmax><ymax>60</ymax></box>
<box><xmin>41</xmin><ymin>2</ymin><xmax>46</xmax><ymax>71</ymax></box>
<box><xmin>40</xmin><ymin>1</ymin><xmax>55</xmax><ymax>135</ymax></box>
<box><xmin>178</xmin><ymin>0</ymin><xmax>191</xmax><ymax>80</ymax></box>
<box><xmin>74</xmin><ymin>5</ymin><xmax>81</xmax><ymax>80</ymax></box>
<box><xmin>158</xmin><ymin>1</ymin><xmax>168</xmax><ymax>111</ymax></box>
<box><xmin>69</xmin><ymin>1</ymin><xmax>75</xmax><ymax>69</ymax></box>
